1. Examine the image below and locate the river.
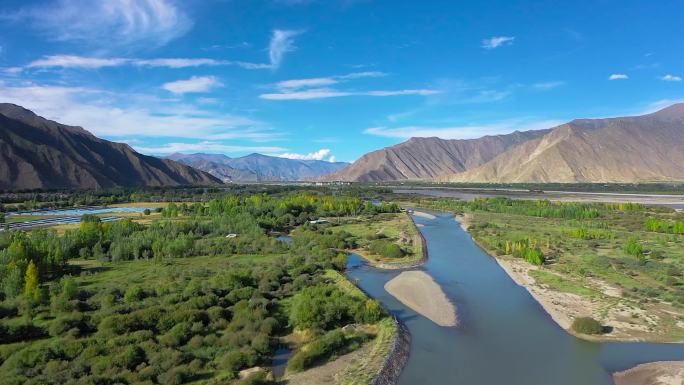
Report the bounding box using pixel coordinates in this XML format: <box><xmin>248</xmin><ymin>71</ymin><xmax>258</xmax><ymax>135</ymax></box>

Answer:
<box><xmin>346</xmin><ymin>212</ymin><xmax>684</xmax><ymax>385</ymax></box>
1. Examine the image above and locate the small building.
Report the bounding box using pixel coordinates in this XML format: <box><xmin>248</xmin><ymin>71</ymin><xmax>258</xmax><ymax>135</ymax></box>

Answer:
<box><xmin>309</xmin><ymin>219</ymin><xmax>328</xmax><ymax>224</ymax></box>
<box><xmin>226</xmin><ymin>233</ymin><xmax>238</xmax><ymax>238</ymax></box>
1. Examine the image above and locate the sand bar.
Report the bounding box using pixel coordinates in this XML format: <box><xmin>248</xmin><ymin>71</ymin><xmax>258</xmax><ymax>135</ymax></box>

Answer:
<box><xmin>384</xmin><ymin>271</ymin><xmax>457</xmax><ymax>327</ymax></box>
<box><xmin>412</xmin><ymin>211</ymin><xmax>436</xmax><ymax>220</ymax></box>
<box><xmin>614</xmin><ymin>361</ymin><xmax>684</xmax><ymax>385</ymax></box>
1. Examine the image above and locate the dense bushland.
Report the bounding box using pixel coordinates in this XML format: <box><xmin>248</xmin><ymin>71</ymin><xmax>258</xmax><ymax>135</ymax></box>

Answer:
<box><xmin>0</xmin><ymin>192</ymin><xmax>395</xmax><ymax>384</ymax></box>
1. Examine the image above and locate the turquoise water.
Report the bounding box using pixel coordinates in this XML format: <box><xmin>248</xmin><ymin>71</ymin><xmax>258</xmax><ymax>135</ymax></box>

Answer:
<box><xmin>347</xmin><ymin>212</ymin><xmax>684</xmax><ymax>385</ymax></box>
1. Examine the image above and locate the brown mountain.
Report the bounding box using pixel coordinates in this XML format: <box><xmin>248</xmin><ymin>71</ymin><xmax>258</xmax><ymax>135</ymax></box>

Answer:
<box><xmin>445</xmin><ymin>104</ymin><xmax>684</xmax><ymax>183</ymax></box>
<box><xmin>324</xmin><ymin>130</ymin><xmax>549</xmax><ymax>182</ymax></box>
<box><xmin>0</xmin><ymin>104</ymin><xmax>221</xmax><ymax>190</ymax></box>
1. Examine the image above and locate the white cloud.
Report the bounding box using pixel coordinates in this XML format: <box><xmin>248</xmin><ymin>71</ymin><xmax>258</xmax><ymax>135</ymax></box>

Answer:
<box><xmin>366</xmin><ymin>89</ymin><xmax>439</xmax><ymax>96</ymax></box>
<box><xmin>364</xmin><ymin>119</ymin><xmax>562</xmax><ymax>140</ymax></box>
<box><xmin>275</xmin><ymin>71</ymin><xmax>387</xmax><ymax>90</ymax></box>
<box><xmin>261</xmin><ymin>89</ymin><xmax>351</xmax><ymax>100</ymax></box>
<box><xmin>269</xmin><ymin>29</ymin><xmax>302</xmax><ymax>69</ymax></box>
<box><xmin>277</xmin><ymin>77</ymin><xmax>339</xmax><ymax>89</ymax></box>
<box><xmin>134</xmin><ymin>58</ymin><xmax>223</xmax><ymax>68</ymax></box>
<box><xmin>531</xmin><ymin>81</ymin><xmax>565</xmax><ymax>90</ymax></box>
<box><xmin>0</xmin><ymin>82</ymin><xmax>275</xmax><ymax>140</ymax></box>
<box><xmin>260</xmin><ymin>88</ymin><xmax>438</xmax><ymax>100</ymax></box>
<box><xmin>15</xmin><ymin>28</ymin><xmax>305</xmax><ymax>71</ymax></box>
<box><xmin>26</xmin><ymin>55</ymin><xmax>129</xmax><ymax>69</ymax></box>
<box><xmin>278</xmin><ymin>148</ymin><xmax>337</xmax><ymax>162</ymax></box>
<box><xmin>661</xmin><ymin>74</ymin><xmax>682</xmax><ymax>82</ymax></box>
<box><xmin>609</xmin><ymin>74</ymin><xmax>629</xmax><ymax>80</ymax></box>
<box><xmin>135</xmin><ymin>141</ymin><xmax>286</xmax><ymax>155</ymax></box>
<box><xmin>21</xmin><ymin>55</ymin><xmax>226</xmax><ymax>70</ymax></box>
<box><xmin>12</xmin><ymin>0</ymin><xmax>192</xmax><ymax>48</ymax></box>
<box><xmin>162</xmin><ymin>76</ymin><xmax>222</xmax><ymax>94</ymax></box>
<box><xmin>482</xmin><ymin>36</ymin><xmax>515</xmax><ymax>49</ymax></box>
<box><xmin>337</xmin><ymin>71</ymin><xmax>386</xmax><ymax>80</ymax></box>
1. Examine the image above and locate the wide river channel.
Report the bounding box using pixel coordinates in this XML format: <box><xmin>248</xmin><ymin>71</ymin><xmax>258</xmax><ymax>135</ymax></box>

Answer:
<box><xmin>346</xmin><ymin>212</ymin><xmax>684</xmax><ymax>385</ymax></box>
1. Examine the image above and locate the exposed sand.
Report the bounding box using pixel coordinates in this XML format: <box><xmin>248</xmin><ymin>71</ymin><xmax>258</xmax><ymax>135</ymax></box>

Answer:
<box><xmin>614</xmin><ymin>361</ymin><xmax>684</xmax><ymax>385</ymax></box>
<box><xmin>384</xmin><ymin>271</ymin><xmax>457</xmax><ymax>327</ymax></box>
<box><xmin>455</xmin><ymin>213</ymin><xmax>472</xmax><ymax>231</ymax></box>
<box><xmin>412</xmin><ymin>211</ymin><xmax>436</xmax><ymax>220</ymax></box>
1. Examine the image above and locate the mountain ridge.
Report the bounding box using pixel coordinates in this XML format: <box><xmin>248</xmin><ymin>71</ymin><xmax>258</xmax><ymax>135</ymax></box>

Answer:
<box><xmin>444</xmin><ymin>104</ymin><xmax>684</xmax><ymax>183</ymax></box>
<box><xmin>0</xmin><ymin>104</ymin><xmax>221</xmax><ymax>190</ymax></box>
<box><xmin>323</xmin><ymin>129</ymin><xmax>550</xmax><ymax>182</ymax></box>
<box><xmin>167</xmin><ymin>152</ymin><xmax>349</xmax><ymax>182</ymax></box>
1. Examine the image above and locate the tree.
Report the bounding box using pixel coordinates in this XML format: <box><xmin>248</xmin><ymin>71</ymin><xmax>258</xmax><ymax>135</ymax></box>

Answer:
<box><xmin>24</xmin><ymin>260</ymin><xmax>40</xmax><ymax>301</ymax></box>
<box><xmin>3</xmin><ymin>264</ymin><xmax>24</xmax><ymax>298</ymax></box>
<box><xmin>571</xmin><ymin>316</ymin><xmax>603</xmax><ymax>335</ymax></box>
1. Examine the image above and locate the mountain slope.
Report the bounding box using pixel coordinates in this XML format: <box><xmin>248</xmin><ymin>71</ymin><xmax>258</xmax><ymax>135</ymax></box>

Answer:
<box><xmin>0</xmin><ymin>104</ymin><xmax>221</xmax><ymax>190</ymax></box>
<box><xmin>324</xmin><ymin>130</ymin><xmax>549</xmax><ymax>182</ymax></box>
<box><xmin>168</xmin><ymin>152</ymin><xmax>349</xmax><ymax>182</ymax></box>
<box><xmin>445</xmin><ymin>104</ymin><xmax>684</xmax><ymax>183</ymax></box>
<box><xmin>167</xmin><ymin>153</ymin><xmax>258</xmax><ymax>182</ymax></box>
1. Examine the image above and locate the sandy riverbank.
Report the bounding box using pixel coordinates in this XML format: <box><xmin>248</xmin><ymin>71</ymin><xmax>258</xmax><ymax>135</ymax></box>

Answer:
<box><xmin>613</xmin><ymin>361</ymin><xmax>684</xmax><ymax>385</ymax></box>
<box><xmin>384</xmin><ymin>271</ymin><xmax>457</xmax><ymax>327</ymax></box>
<box><xmin>412</xmin><ymin>211</ymin><xmax>436</xmax><ymax>220</ymax></box>
<box><xmin>455</xmin><ymin>215</ymin><xmax>666</xmax><ymax>341</ymax></box>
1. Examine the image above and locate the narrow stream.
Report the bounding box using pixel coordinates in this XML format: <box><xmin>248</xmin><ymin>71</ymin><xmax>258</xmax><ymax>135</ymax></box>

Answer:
<box><xmin>346</xmin><ymin>212</ymin><xmax>684</xmax><ymax>385</ymax></box>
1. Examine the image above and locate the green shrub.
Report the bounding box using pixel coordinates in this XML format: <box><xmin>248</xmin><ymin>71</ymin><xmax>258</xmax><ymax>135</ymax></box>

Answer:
<box><xmin>571</xmin><ymin>316</ymin><xmax>603</xmax><ymax>335</ymax></box>
<box><xmin>124</xmin><ymin>286</ymin><xmax>145</xmax><ymax>303</ymax></box>
<box><xmin>367</xmin><ymin>240</ymin><xmax>404</xmax><ymax>259</ymax></box>
<box><xmin>287</xmin><ymin>329</ymin><xmax>370</xmax><ymax>372</ymax></box>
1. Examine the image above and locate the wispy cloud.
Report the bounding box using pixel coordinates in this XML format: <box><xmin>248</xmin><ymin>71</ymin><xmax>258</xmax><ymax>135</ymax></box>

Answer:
<box><xmin>26</xmin><ymin>55</ymin><xmax>128</xmax><ymax>69</ymax></box>
<box><xmin>162</xmin><ymin>76</ymin><xmax>223</xmax><ymax>94</ymax></box>
<box><xmin>263</xmin><ymin>71</ymin><xmax>434</xmax><ymax>100</ymax></box>
<box><xmin>20</xmin><ymin>55</ymin><xmax>226</xmax><ymax>70</ymax></box>
<box><xmin>135</xmin><ymin>58</ymin><xmax>223</xmax><ymax>68</ymax></box>
<box><xmin>14</xmin><ymin>28</ymin><xmax>304</xmax><ymax>72</ymax></box>
<box><xmin>482</xmin><ymin>36</ymin><xmax>515</xmax><ymax>49</ymax></box>
<box><xmin>8</xmin><ymin>0</ymin><xmax>192</xmax><ymax>49</ymax></box>
<box><xmin>609</xmin><ymin>74</ymin><xmax>629</xmax><ymax>80</ymax></box>
<box><xmin>277</xmin><ymin>77</ymin><xmax>340</xmax><ymax>89</ymax></box>
<box><xmin>661</xmin><ymin>74</ymin><xmax>682</xmax><ymax>82</ymax></box>
<box><xmin>0</xmin><ymin>82</ymin><xmax>274</xmax><ymax>140</ymax></box>
<box><xmin>275</xmin><ymin>71</ymin><xmax>386</xmax><ymax>89</ymax></box>
<box><xmin>269</xmin><ymin>29</ymin><xmax>301</xmax><ymax>69</ymax></box>
<box><xmin>135</xmin><ymin>141</ymin><xmax>286</xmax><ymax>155</ymax></box>
<box><xmin>278</xmin><ymin>148</ymin><xmax>337</xmax><ymax>162</ymax></box>
<box><xmin>364</xmin><ymin>119</ymin><xmax>562</xmax><ymax>140</ymax></box>
<box><xmin>531</xmin><ymin>81</ymin><xmax>565</xmax><ymax>90</ymax></box>
<box><xmin>261</xmin><ymin>88</ymin><xmax>438</xmax><ymax>100</ymax></box>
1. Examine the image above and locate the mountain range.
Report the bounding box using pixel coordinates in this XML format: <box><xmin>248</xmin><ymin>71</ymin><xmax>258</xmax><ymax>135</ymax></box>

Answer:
<box><xmin>167</xmin><ymin>153</ymin><xmax>349</xmax><ymax>182</ymax></box>
<box><xmin>327</xmin><ymin>104</ymin><xmax>684</xmax><ymax>183</ymax></box>
<box><xmin>324</xmin><ymin>130</ymin><xmax>549</xmax><ymax>182</ymax></box>
<box><xmin>2</xmin><ymin>102</ymin><xmax>684</xmax><ymax>190</ymax></box>
<box><xmin>0</xmin><ymin>104</ymin><xmax>220</xmax><ymax>190</ymax></box>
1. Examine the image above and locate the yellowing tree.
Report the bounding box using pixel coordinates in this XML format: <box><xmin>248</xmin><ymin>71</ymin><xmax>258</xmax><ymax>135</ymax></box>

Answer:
<box><xmin>24</xmin><ymin>260</ymin><xmax>40</xmax><ymax>301</ymax></box>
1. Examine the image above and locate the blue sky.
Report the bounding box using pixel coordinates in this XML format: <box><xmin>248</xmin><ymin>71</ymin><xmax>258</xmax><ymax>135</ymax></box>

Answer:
<box><xmin>1</xmin><ymin>0</ymin><xmax>683</xmax><ymax>162</ymax></box>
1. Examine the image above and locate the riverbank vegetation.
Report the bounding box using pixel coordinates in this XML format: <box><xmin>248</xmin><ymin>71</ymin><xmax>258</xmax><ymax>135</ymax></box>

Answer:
<box><xmin>329</xmin><ymin>212</ymin><xmax>424</xmax><ymax>268</ymax></box>
<box><xmin>0</xmin><ymin>190</ymin><xmax>399</xmax><ymax>384</ymax></box>
<box><xmin>415</xmin><ymin>196</ymin><xmax>684</xmax><ymax>341</ymax></box>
